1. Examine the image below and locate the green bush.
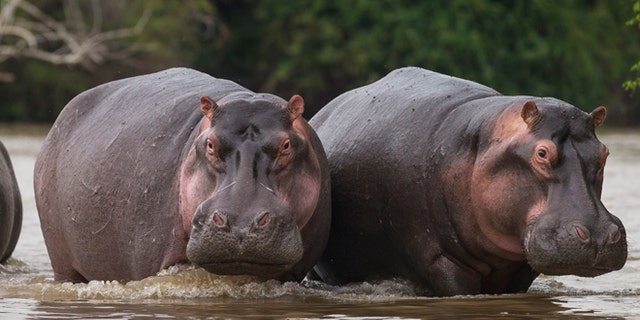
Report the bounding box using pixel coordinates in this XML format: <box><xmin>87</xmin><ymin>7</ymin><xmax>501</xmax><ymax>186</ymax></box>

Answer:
<box><xmin>2</xmin><ymin>0</ymin><xmax>640</xmax><ymax>125</ymax></box>
<box><xmin>203</xmin><ymin>0</ymin><xmax>640</xmax><ymax>123</ymax></box>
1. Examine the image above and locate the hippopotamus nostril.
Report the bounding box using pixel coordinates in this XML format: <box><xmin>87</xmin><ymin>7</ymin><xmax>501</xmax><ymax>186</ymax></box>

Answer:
<box><xmin>574</xmin><ymin>224</ymin><xmax>591</xmax><ymax>243</ymax></box>
<box><xmin>607</xmin><ymin>224</ymin><xmax>622</xmax><ymax>245</ymax></box>
<box><xmin>255</xmin><ymin>212</ymin><xmax>271</xmax><ymax>228</ymax></box>
<box><xmin>212</xmin><ymin>211</ymin><xmax>227</xmax><ymax>228</ymax></box>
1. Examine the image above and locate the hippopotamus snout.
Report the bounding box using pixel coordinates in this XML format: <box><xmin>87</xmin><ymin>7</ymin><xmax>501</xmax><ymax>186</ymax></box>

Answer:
<box><xmin>186</xmin><ymin>191</ymin><xmax>304</xmax><ymax>277</ymax></box>
<box><xmin>525</xmin><ymin>211</ymin><xmax>627</xmax><ymax>277</ymax></box>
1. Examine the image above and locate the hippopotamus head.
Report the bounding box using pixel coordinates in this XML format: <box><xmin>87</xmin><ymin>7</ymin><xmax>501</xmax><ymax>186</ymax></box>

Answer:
<box><xmin>180</xmin><ymin>92</ymin><xmax>323</xmax><ymax>278</ymax></box>
<box><xmin>519</xmin><ymin>101</ymin><xmax>626</xmax><ymax>276</ymax></box>
<box><xmin>471</xmin><ymin>99</ymin><xmax>627</xmax><ymax>277</ymax></box>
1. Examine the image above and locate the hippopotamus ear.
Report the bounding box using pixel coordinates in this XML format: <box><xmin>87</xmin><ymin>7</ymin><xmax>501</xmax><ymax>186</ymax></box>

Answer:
<box><xmin>521</xmin><ymin>101</ymin><xmax>541</xmax><ymax>128</ymax></box>
<box><xmin>286</xmin><ymin>95</ymin><xmax>305</xmax><ymax>122</ymax></box>
<box><xmin>590</xmin><ymin>106</ymin><xmax>607</xmax><ymax>128</ymax></box>
<box><xmin>200</xmin><ymin>96</ymin><xmax>219</xmax><ymax>121</ymax></box>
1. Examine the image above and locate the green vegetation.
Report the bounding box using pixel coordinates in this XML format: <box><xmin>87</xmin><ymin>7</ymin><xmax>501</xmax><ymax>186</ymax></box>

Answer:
<box><xmin>2</xmin><ymin>0</ymin><xmax>640</xmax><ymax>125</ymax></box>
<box><xmin>624</xmin><ymin>0</ymin><xmax>640</xmax><ymax>94</ymax></box>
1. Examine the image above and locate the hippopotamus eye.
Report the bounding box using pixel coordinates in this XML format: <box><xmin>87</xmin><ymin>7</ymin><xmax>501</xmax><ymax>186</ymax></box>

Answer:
<box><xmin>280</xmin><ymin>139</ymin><xmax>292</xmax><ymax>155</ymax></box>
<box><xmin>206</xmin><ymin>140</ymin><xmax>214</xmax><ymax>153</ymax></box>
<box><xmin>205</xmin><ymin>138</ymin><xmax>219</xmax><ymax>157</ymax></box>
<box><xmin>531</xmin><ymin>140</ymin><xmax>558</xmax><ymax>179</ymax></box>
<box><xmin>271</xmin><ymin>138</ymin><xmax>294</xmax><ymax>172</ymax></box>
<box><xmin>537</xmin><ymin>149</ymin><xmax>547</xmax><ymax>159</ymax></box>
<box><xmin>534</xmin><ymin>144</ymin><xmax>554</xmax><ymax>163</ymax></box>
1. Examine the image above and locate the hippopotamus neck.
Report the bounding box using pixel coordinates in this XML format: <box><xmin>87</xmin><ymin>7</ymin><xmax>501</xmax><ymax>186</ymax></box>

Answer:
<box><xmin>439</xmin><ymin>101</ymin><xmax>534</xmax><ymax>263</ymax></box>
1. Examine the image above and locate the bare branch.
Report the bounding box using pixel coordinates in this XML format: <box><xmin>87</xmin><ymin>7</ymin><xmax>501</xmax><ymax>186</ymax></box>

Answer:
<box><xmin>17</xmin><ymin>0</ymin><xmax>84</xmax><ymax>54</ymax></box>
<box><xmin>0</xmin><ymin>0</ymin><xmax>152</xmax><ymax>81</ymax></box>
<box><xmin>0</xmin><ymin>25</ymin><xmax>37</xmax><ymax>46</ymax></box>
<box><xmin>0</xmin><ymin>0</ymin><xmax>20</xmax><ymax>25</ymax></box>
<box><xmin>0</xmin><ymin>0</ymin><xmax>22</xmax><ymax>44</ymax></box>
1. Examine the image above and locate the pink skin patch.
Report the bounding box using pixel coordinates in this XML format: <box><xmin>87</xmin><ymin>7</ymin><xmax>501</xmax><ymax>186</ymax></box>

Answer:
<box><xmin>276</xmin><ymin>168</ymin><xmax>321</xmax><ymax>230</ymax></box>
<box><xmin>467</xmin><ymin>104</ymin><xmax>548</xmax><ymax>260</ymax></box>
<box><xmin>284</xmin><ymin>117</ymin><xmax>322</xmax><ymax>230</ymax></box>
<box><xmin>179</xmin><ymin>119</ymin><xmax>215</xmax><ymax>236</ymax></box>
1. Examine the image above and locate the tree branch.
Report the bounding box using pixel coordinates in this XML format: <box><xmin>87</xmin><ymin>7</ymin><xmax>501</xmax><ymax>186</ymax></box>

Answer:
<box><xmin>0</xmin><ymin>0</ymin><xmax>152</xmax><ymax>81</ymax></box>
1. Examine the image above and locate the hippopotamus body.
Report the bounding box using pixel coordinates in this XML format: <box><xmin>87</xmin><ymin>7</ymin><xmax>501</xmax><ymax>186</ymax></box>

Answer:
<box><xmin>0</xmin><ymin>141</ymin><xmax>21</xmax><ymax>263</ymax></box>
<box><xmin>310</xmin><ymin>67</ymin><xmax>627</xmax><ymax>296</ymax></box>
<box><xmin>35</xmin><ymin>68</ymin><xmax>331</xmax><ymax>283</ymax></box>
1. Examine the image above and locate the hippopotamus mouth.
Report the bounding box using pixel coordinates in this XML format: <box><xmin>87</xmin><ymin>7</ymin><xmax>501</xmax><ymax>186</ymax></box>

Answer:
<box><xmin>523</xmin><ymin>221</ymin><xmax>627</xmax><ymax>277</ymax></box>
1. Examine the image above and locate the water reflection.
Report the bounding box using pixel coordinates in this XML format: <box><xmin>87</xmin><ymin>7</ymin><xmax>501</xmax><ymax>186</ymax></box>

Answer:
<box><xmin>6</xmin><ymin>294</ymin><xmax>573</xmax><ymax>320</ymax></box>
<box><xmin>555</xmin><ymin>295</ymin><xmax>638</xmax><ymax>319</ymax></box>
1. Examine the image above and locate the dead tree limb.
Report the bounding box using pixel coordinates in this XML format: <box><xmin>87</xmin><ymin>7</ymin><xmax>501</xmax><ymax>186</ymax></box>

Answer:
<box><xmin>0</xmin><ymin>0</ymin><xmax>151</xmax><ymax>81</ymax></box>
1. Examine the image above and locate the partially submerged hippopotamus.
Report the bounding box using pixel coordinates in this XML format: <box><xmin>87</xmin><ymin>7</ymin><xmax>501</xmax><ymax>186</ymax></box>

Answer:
<box><xmin>0</xmin><ymin>141</ymin><xmax>21</xmax><ymax>263</ymax></box>
<box><xmin>34</xmin><ymin>68</ymin><xmax>331</xmax><ymax>282</ymax></box>
<box><xmin>310</xmin><ymin>67</ymin><xmax>627</xmax><ymax>296</ymax></box>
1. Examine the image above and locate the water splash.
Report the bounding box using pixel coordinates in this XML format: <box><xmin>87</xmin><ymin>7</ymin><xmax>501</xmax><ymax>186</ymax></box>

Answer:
<box><xmin>0</xmin><ymin>265</ymin><xmax>418</xmax><ymax>302</ymax></box>
<box><xmin>38</xmin><ymin>267</ymin><xmax>301</xmax><ymax>300</ymax></box>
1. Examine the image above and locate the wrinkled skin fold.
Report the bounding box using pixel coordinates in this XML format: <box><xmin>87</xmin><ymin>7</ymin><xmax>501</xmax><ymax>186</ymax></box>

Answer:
<box><xmin>309</xmin><ymin>67</ymin><xmax>627</xmax><ymax>296</ymax></box>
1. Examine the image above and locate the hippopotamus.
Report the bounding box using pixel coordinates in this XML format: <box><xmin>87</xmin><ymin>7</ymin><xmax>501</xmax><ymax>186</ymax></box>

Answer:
<box><xmin>309</xmin><ymin>67</ymin><xmax>627</xmax><ymax>296</ymax></box>
<box><xmin>0</xmin><ymin>141</ymin><xmax>21</xmax><ymax>263</ymax></box>
<box><xmin>34</xmin><ymin>67</ymin><xmax>331</xmax><ymax>283</ymax></box>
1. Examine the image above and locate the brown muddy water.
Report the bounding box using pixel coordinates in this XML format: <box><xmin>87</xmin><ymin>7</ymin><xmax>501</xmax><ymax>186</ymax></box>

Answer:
<box><xmin>0</xmin><ymin>125</ymin><xmax>638</xmax><ymax>319</ymax></box>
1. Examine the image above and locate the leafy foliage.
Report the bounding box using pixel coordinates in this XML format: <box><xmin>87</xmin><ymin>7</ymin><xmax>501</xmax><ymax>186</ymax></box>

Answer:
<box><xmin>623</xmin><ymin>0</ymin><xmax>640</xmax><ymax>94</ymax></box>
<box><xmin>0</xmin><ymin>0</ymin><xmax>216</xmax><ymax>122</ymax></box>
<box><xmin>202</xmin><ymin>0</ymin><xmax>640</xmax><ymax>123</ymax></box>
<box><xmin>2</xmin><ymin>0</ymin><xmax>640</xmax><ymax>124</ymax></box>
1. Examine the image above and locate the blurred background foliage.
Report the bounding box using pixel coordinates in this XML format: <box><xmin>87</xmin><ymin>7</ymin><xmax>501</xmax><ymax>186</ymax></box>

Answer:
<box><xmin>1</xmin><ymin>0</ymin><xmax>639</xmax><ymax>125</ymax></box>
